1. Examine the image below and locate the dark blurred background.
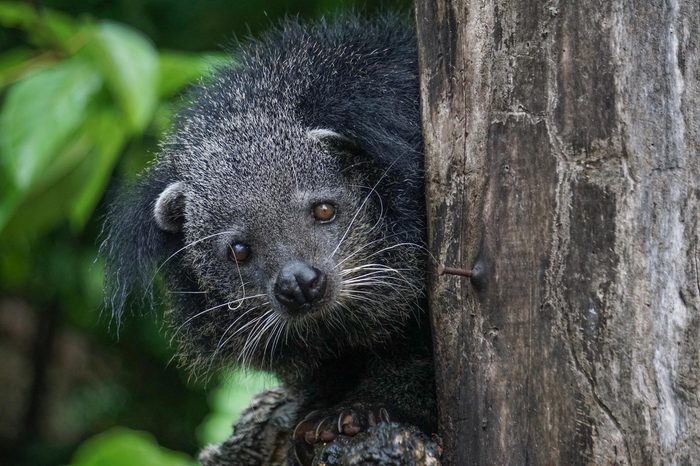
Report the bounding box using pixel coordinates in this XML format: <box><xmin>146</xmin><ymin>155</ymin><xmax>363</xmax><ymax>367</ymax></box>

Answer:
<box><xmin>0</xmin><ymin>1</ymin><xmax>411</xmax><ymax>465</ymax></box>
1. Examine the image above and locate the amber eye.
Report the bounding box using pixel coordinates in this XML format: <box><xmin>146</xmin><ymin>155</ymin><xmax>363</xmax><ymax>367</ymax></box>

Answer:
<box><xmin>312</xmin><ymin>202</ymin><xmax>336</xmax><ymax>223</ymax></box>
<box><xmin>228</xmin><ymin>243</ymin><xmax>251</xmax><ymax>263</ymax></box>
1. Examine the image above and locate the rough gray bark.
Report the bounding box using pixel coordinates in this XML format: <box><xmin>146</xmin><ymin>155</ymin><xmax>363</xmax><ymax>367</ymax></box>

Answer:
<box><xmin>312</xmin><ymin>424</ymin><xmax>441</xmax><ymax>466</ymax></box>
<box><xmin>198</xmin><ymin>387</ymin><xmax>441</xmax><ymax>466</ymax></box>
<box><xmin>415</xmin><ymin>0</ymin><xmax>699</xmax><ymax>465</ymax></box>
<box><xmin>199</xmin><ymin>388</ymin><xmax>298</xmax><ymax>466</ymax></box>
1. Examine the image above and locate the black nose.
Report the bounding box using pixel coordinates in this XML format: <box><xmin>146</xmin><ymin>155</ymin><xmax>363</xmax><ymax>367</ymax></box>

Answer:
<box><xmin>274</xmin><ymin>261</ymin><xmax>327</xmax><ymax>312</ymax></box>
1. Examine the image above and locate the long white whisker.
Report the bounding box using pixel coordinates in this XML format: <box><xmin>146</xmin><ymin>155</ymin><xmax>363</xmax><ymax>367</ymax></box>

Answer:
<box><xmin>228</xmin><ymin>245</ymin><xmax>247</xmax><ymax>310</ymax></box>
<box><xmin>239</xmin><ymin>309</ymin><xmax>278</xmax><ymax>368</ymax></box>
<box><xmin>262</xmin><ymin>314</ymin><xmax>284</xmax><ymax>368</ymax></box>
<box><xmin>269</xmin><ymin>317</ymin><xmax>286</xmax><ymax>368</ymax></box>
<box><xmin>208</xmin><ymin>303</ymin><xmax>268</xmax><ymax>364</ymax></box>
<box><xmin>350</xmin><ymin>184</ymin><xmax>385</xmax><ymax>232</ymax></box>
<box><xmin>335</xmin><ymin>236</ymin><xmax>428</xmax><ymax>269</ymax></box>
<box><xmin>334</xmin><ymin>234</ymin><xmax>403</xmax><ymax>268</ymax></box>
<box><xmin>147</xmin><ymin>230</ymin><xmax>235</xmax><ymax>292</ymax></box>
<box><xmin>171</xmin><ymin>293</ymin><xmax>266</xmax><ymax>338</ymax></box>
<box><xmin>341</xmin><ymin>265</ymin><xmax>422</xmax><ymax>291</ymax></box>
<box><xmin>328</xmin><ymin>157</ymin><xmax>401</xmax><ymax>259</ymax></box>
<box><xmin>341</xmin><ymin>265</ymin><xmax>417</xmax><ymax>276</ymax></box>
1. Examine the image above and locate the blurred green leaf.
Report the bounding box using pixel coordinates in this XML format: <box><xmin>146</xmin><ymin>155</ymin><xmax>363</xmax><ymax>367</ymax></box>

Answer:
<box><xmin>68</xmin><ymin>106</ymin><xmax>127</xmax><ymax>228</ymax></box>
<box><xmin>0</xmin><ymin>2</ymin><xmax>79</xmax><ymax>50</ymax></box>
<box><xmin>196</xmin><ymin>370</ymin><xmax>274</xmax><ymax>445</ymax></box>
<box><xmin>0</xmin><ymin>48</ymin><xmax>34</xmax><ymax>72</ymax></box>
<box><xmin>70</xmin><ymin>427</ymin><xmax>195</xmax><ymax>466</ymax></box>
<box><xmin>0</xmin><ymin>47</ymin><xmax>49</xmax><ymax>88</ymax></box>
<box><xmin>87</xmin><ymin>21</ymin><xmax>158</xmax><ymax>132</ymax></box>
<box><xmin>0</xmin><ymin>2</ymin><xmax>41</xmax><ymax>31</ymax></box>
<box><xmin>157</xmin><ymin>51</ymin><xmax>228</xmax><ymax>98</ymax></box>
<box><xmin>0</xmin><ymin>58</ymin><xmax>102</xmax><ymax>193</ymax></box>
<box><xmin>0</xmin><ymin>104</ymin><xmax>126</xmax><ymax>240</ymax></box>
<box><xmin>0</xmin><ymin>167</ymin><xmax>82</xmax><ymax>242</ymax></box>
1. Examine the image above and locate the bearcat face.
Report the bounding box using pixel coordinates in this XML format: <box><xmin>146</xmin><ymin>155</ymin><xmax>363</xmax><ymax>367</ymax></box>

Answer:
<box><xmin>102</xmin><ymin>14</ymin><xmax>425</xmax><ymax>378</ymax></box>
<box><xmin>156</xmin><ymin>122</ymin><xmax>425</xmax><ymax>375</ymax></box>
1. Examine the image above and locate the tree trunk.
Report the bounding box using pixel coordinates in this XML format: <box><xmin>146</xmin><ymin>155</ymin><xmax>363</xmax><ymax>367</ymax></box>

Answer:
<box><xmin>415</xmin><ymin>0</ymin><xmax>699</xmax><ymax>464</ymax></box>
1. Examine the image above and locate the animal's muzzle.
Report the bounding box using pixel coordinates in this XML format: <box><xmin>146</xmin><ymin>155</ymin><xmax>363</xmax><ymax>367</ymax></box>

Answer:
<box><xmin>274</xmin><ymin>261</ymin><xmax>327</xmax><ymax>313</ymax></box>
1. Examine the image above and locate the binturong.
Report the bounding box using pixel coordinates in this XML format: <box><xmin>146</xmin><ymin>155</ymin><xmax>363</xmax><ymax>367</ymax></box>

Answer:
<box><xmin>101</xmin><ymin>12</ymin><xmax>436</xmax><ymax>466</ymax></box>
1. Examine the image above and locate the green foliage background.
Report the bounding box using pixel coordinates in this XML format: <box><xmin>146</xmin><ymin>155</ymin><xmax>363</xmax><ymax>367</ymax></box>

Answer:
<box><xmin>0</xmin><ymin>1</ymin><xmax>411</xmax><ymax>465</ymax></box>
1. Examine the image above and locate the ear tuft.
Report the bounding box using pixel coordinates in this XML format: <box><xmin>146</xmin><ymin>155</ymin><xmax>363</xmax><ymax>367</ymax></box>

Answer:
<box><xmin>154</xmin><ymin>182</ymin><xmax>186</xmax><ymax>232</ymax></box>
<box><xmin>308</xmin><ymin>128</ymin><xmax>348</xmax><ymax>141</ymax></box>
<box><xmin>307</xmin><ymin>128</ymin><xmax>358</xmax><ymax>153</ymax></box>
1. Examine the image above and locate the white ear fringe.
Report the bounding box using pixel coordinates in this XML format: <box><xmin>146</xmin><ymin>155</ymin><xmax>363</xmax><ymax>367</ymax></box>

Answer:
<box><xmin>154</xmin><ymin>181</ymin><xmax>186</xmax><ymax>232</ymax></box>
<box><xmin>307</xmin><ymin>128</ymin><xmax>350</xmax><ymax>143</ymax></box>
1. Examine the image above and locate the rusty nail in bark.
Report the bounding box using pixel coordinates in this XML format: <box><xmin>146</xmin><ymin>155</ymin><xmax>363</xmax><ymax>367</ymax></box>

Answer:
<box><xmin>438</xmin><ymin>264</ymin><xmax>473</xmax><ymax>278</ymax></box>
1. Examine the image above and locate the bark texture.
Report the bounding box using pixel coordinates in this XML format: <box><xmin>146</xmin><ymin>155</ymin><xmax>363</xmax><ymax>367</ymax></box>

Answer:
<box><xmin>198</xmin><ymin>387</ymin><xmax>441</xmax><ymax>466</ymax></box>
<box><xmin>415</xmin><ymin>0</ymin><xmax>699</xmax><ymax>465</ymax></box>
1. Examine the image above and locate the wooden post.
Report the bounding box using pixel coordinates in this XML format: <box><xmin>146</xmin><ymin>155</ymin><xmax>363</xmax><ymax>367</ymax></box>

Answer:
<box><xmin>416</xmin><ymin>0</ymin><xmax>700</xmax><ymax>464</ymax></box>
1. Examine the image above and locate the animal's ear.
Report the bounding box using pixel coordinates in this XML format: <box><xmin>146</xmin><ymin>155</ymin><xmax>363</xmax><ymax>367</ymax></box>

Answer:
<box><xmin>307</xmin><ymin>129</ymin><xmax>360</xmax><ymax>155</ymax></box>
<box><xmin>307</xmin><ymin>124</ymin><xmax>423</xmax><ymax>233</ymax></box>
<box><xmin>154</xmin><ymin>182</ymin><xmax>186</xmax><ymax>233</ymax></box>
<box><xmin>307</xmin><ymin>128</ymin><xmax>378</xmax><ymax>175</ymax></box>
<box><xmin>100</xmin><ymin>170</ymin><xmax>184</xmax><ymax>326</ymax></box>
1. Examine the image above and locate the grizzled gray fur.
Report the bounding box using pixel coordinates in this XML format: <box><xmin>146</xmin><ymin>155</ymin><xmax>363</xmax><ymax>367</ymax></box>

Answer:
<box><xmin>102</xmin><ymin>12</ymin><xmax>436</xmax><ymax>466</ymax></box>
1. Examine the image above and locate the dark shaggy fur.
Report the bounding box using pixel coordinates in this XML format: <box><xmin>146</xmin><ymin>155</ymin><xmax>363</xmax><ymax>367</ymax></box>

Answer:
<box><xmin>102</xmin><ymin>12</ymin><xmax>435</xmax><ymax>465</ymax></box>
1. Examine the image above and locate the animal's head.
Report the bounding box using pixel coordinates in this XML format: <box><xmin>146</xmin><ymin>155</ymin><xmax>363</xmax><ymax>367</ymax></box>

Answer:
<box><xmin>101</xmin><ymin>15</ymin><xmax>425</xmax><ymax>376</ymax></box>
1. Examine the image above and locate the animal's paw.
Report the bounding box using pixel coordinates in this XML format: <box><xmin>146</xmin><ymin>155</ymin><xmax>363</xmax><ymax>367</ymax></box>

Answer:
<box><xmin>292</xmin><ymin>404</ymin><xmax>393</xmax><ymax>465</ymax></box>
